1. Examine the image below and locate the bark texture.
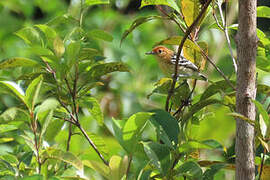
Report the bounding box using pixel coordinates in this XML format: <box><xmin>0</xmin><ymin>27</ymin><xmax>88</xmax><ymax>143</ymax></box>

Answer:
<box><xmin>235</xmin><ymin>0</ymin><xmax>257</xmax><ymax>180</ymax></box>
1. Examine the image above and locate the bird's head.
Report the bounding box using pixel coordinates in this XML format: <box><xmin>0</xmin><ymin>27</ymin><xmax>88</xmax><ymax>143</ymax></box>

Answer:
<box><xmin>145</xmin><ymin>46</ymin><xmax>174</xmax><ymax>60</ymax></box>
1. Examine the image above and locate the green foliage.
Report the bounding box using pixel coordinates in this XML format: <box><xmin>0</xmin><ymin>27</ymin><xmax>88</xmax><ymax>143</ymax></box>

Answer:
<box><xmin>140</xmin><ymin>0</ymin><xmax>180</xmax><ymax>14</ymax></box>
<box><xmin>0</xmin><ymin>0</ymin><xmax>270</xmax><ymax>179</ymax></box>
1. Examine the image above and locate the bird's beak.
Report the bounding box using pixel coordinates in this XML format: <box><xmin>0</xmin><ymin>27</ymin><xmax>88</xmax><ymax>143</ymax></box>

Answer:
<box><xmin>145</xmin><ymin>51</ymin><xmax>155</xmax><ymax>55</ymax></box>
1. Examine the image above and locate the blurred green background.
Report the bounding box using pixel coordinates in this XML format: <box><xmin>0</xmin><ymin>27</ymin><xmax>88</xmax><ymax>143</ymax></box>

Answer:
<box><xmin>0</xmin><ymin>0</ymin><xmax>270</xmax><ymax>179</ymax></box>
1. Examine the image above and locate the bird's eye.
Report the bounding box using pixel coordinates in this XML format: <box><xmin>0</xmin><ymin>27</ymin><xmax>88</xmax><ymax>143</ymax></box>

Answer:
<box><xmin>158</xmin><ymin>49</ymin><xmax>163</xmax><ymax>53</ymax></box>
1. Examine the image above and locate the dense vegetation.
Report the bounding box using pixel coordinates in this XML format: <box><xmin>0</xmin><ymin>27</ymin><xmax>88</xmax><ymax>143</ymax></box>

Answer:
<box><xmin>0</xmin><ymin>0</ymin><xmax>270</xmax><ymax>179</ymax></box>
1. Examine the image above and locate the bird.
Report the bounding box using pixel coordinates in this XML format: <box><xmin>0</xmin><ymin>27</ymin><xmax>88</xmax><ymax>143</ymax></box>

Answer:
<box><xmin>145</xmin><ymin>46</ymin><xmax>207</xmax><ymax>81</ymax></box>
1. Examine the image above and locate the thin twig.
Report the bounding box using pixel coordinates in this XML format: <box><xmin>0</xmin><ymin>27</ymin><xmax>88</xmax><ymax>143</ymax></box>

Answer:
<box><xmin>217</xmin><ymin>1</ymin><xmax>237</xmax><ymax>72</ymax></box>
<box><xmin>173</xmin><ymin>80</ymin><xmax>197</xmax><ymax>117</ymax></box>
<box><xmin>165</xmin><ymin>0</ymin><xmax>213</xmax><ymax>111</ymax></box>
<box><xmin>258</xmin><ymin>148</ymin><xmax>266</xmax><ymax>180</ymax></box>
<box><xmin>77</xmin><ymin>123</ymin><xmax>109</xmax><ymax>165</ymax></box>
<box><xmin>193</xmin><ymin>41</ymin><xmax>236</xmax><ymax>90</ymax></box>
<box><xmin>125</xmin><ymin>155</ymin><xmax>132</xmax><ymax>180</ymax></box>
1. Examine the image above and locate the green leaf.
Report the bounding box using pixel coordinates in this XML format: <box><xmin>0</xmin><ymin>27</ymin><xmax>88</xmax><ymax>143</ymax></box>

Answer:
<box><xmin>78</xmin><ymin>48</ymin><xmax>100</xmax><ymax>61</ymax></box>
<box><xmin>36</xmin><ymin>98</ymin><xmax>59</xmax><ymax>113</ymax></box>
<box><xmin>42</xmin><ymin>148</ymin><xmax>83</xmax><ymax>170</ymax></box>
<box><xmin>15</xmin><ymin>27</ymin><xmax>42</xmax><ymax>45</ymax></box>
<box><xmin>81</xmin><ymin>97</ymin><xmax>104</xmax><ymax>126</ymax></box>
<box><xmin>40</xmin><ymin>110</ymin><xmax>54</xmax><ymax>138</ymax></box>
<box><xmin>88</xmin><ymin>29</ymin><xmax>113</xmax><ymax>42</ymax></box>
<box><xmin>179</xmin><ymin>139</ymin><xmax>223</xmax><ymax>152</ymax></box>
<box><xmin>142</xmin><ymin>142</ymin><xmax>172</xmax><ymax>175</ymax></box>
<box><xmin>87</xmin><ymin>132</ymin><xmax>109</xmax><ymax>159</ymax></box>
<box><xmin>66</xmin><ymin>41</ymin><xmax>81</xmax><ymax>66</ymax></box>
<box><xmin>228</xmin><ymin>112</ymin><xmax>256</xmax><ymax>127</ymax></box>
<box><xmin>149</xmin><ymin>109</ymin><xmax>179</xmax><ymax>148</ymax></box>
<box><xmin>85</xmin><ymin>0</ymin><xmax>109</xmax><ymax>6</ymax></box>
<box><xmin>257</xmin><ymin>56</ymin><xmax>270</xmax><ymax>72</ymax></box>
<box><xmin>53</xmin><ymin>36</ymin><xmax>65</xmax><ymax>57</ymax></box>
<box><xmin>0</xmin><ymin>138</ymin><xmax>14</xmax><ymax>143</ymax></box>
<box><xmin>35</xmin><ymin>24</ymin><xmax>57</xmax><ymax>40</ymax></box>
<box><xmin>203</xmin><ymin>163</ymin><xmax>225</xmax><ymax>180</ymax></box>
<box><xmin>122</xmin><ymin>112</ymin><xmax>153</xmax><ymax>153</ymax></box>
<box><xmin>0</xmin><ymin>81</ymin><xmax>27</xmax><ymax>107</ymax></box>
<box><xmin>155</xmin><ymin>36</ymin><xmax>197</xmax><ymax>48</ymax></box>
<box><xmin>257</xmin><ymin>6</ymin><xmax>270</xmax><ymax>18</ymax></box>
<box><xmin>175</xmin><ymin>161</ymin><xmax>202</xmax><ymax>178</ymax></box>
<box><xmin>252</xmin><ymin>100</ymin><xmax>270</xmax><ymax>134</ymax></box>
<box><xmin>0</xmin><ymin>125</ymin><xmax>17</xmax><ymax>134</ymax></box>
<box><xmin>87</xmin><ymin>62</ymin><xmax>130</xmax><ymax>79</ymax></box>
<box><xmin>21</xmin><ymin>175</ymin><xmax>43</xmax><ymax>180</ymax></box>
<box><xmin>0</xmin><ymin>108</ymin><xmax>29</xmax><ymax>122</ymax></box>
<box><xmin>20</xmin><ymin>151</ymin><xmax>33</xmax><ymax>166</ymax></box>
<box><xmin>181</xmin><ymin>0</ymin><xmax>201</xmax><ymax>27</ymax></box>
<box><xmin>121</xmin><ymin>16</ymin><xmax>163</xmax><ymax>46</ymax></box>
<box><xmin>0</xmin><ymin>57</ymin><xmax>38</xmax><ymax>69</ymax></box>
<box><xmin>258</xmin><ymin>84</ymin><xmax>270</xmax><ymax>95</ymax></box>
<box><xmin>140</xmin><ymin>0</ymin><xmax>180</xmax><ymax>14</ymax></box>
<box><xmin>83</xmin><ymin>160</ymin><xmax>110</xmax><ymax>179</ymax></box>
<box><xmin>25</xmin><ymin>75</ymin><xmax>43</xmax><ymax>111</ymax></box>
<box><xmin>109</xmin><ymin>155</ymin><xmax>128</xmax><ymax>180</ymax></box>
<box><xmin>182</xmin><ymin>99</ymin><xmax>221</xmax><ymax>125</ymax></box>
<box><xmin>200</xmin><ymin>80</ymin><xmax>236</xmax><ymax>101</ymax></box>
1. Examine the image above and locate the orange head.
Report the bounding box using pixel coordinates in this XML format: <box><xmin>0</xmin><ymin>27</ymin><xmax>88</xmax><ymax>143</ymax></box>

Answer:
<box><xmin>145</xmin><ymin>46</ymin><xmax>174</xmax><ymax>61</ymax></box>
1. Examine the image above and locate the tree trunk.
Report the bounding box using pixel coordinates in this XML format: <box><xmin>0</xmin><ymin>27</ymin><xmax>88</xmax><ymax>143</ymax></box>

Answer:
<box><xmin>235</xmin><ymin>0</ymin><xmax>257</xmax><ymax>180</ymax></box>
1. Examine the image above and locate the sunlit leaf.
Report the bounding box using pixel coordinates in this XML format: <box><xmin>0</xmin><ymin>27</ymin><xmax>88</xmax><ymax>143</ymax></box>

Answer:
<box><xmin>81</xmin><ymin>97</ymin><xmax>104</xmax><ymax>126</ymax></box>
<box><xmin>122</xmin><ymin>112</ymin><xmax>153</xmax><ymax>153</ymax></box>
<box><xmin>0</xmin><ymin>138</ymin><xmax>14</xmax><ymax>143</ymax></box>
<box><xmin>258</xmin><ymin>137</ymin><xmax>269</xmax><ymax>153</ymax></box>
<box><xmin>85</xmin><ymin>0</ymin><xmax>109</xmax><ymax>6</ymax></box>
<box><xmin>83</xmin><ymin>160</ymin><xmax>110</xmax><ymax>179</ymax></box>
<box><xmin>15</xmin><ymin>27</ymin><xmax>42</xmax><ymax>45</ymax></box>
<box><xmin>0</xmin><ymin>57</ymin><xmax>38</xmax><ymax>69</ymax></box>
<box><xmin>121</xmin><ymin>16</ymin><xmax>163</xmax><ymax>46</ymax></box>
<box><xmin>140</xmin><ymin>0</ymin><xmax>180</xmax><ymax>14</ymax></box>
<box><xmin>53</xmin><ymin>36</ymin><xmax>65</xmax><ymax>57</ymax></box>
<box><xmin>183</xmin><ymin>41</ymin><xmax>207</xmax><ymax>70</ymax></box>
<box><xmin>0</xmin><ymin>81</ymin><xmax>26</xmax><ymax>107</ymax></box>
<box><xmin>25</xmin><ymin>75</ymin><xmax>43</xmax><ymax>111</ymax></box>
<box><xmin>88</xmin><ymin>29</ymin><xmax>113</xmax><ymax>42</ymax></box>
<box><xmin>66</xmin><ymin>41</ymin><xmax>81</xmax><ymax>66</ymax></box>
<box><xmin>0</xmin><ymin>125</ymin><xmax>17</xmax><ymax>134</ymax></box>
<box><xmin>155</xmin><ymin>36</ymin><xmax>200</xmax><ymax>52</ymax></box>
<box><xmin>109</xmin><ymin>155</ymin><xmax>128</xmax><ymax>180</ymax></box>
<box><xmin>43</xmin><ymin>148</ymin><xmax>83</xmax><ymax>170</ymax></box>
<box><xmin>257</xmin><ymin>6</ymin><xmax>270</xmax><ymax>18</ymax></box>
<box><xmin>142</xmin><ymin>142</ymin><xmax>172</xmax><ymax>175</ymax></box>
<box><xmin>35</xmin><ymin>24</ymin><xmax>57</xmax><ymax>38</ymax></box>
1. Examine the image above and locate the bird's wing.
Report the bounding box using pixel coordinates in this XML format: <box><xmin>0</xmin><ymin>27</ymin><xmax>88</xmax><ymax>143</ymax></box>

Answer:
<box><xmin>171</xmin><ymin>54</ymin><xmax>199</xmax><ymax>71</ymax></box>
